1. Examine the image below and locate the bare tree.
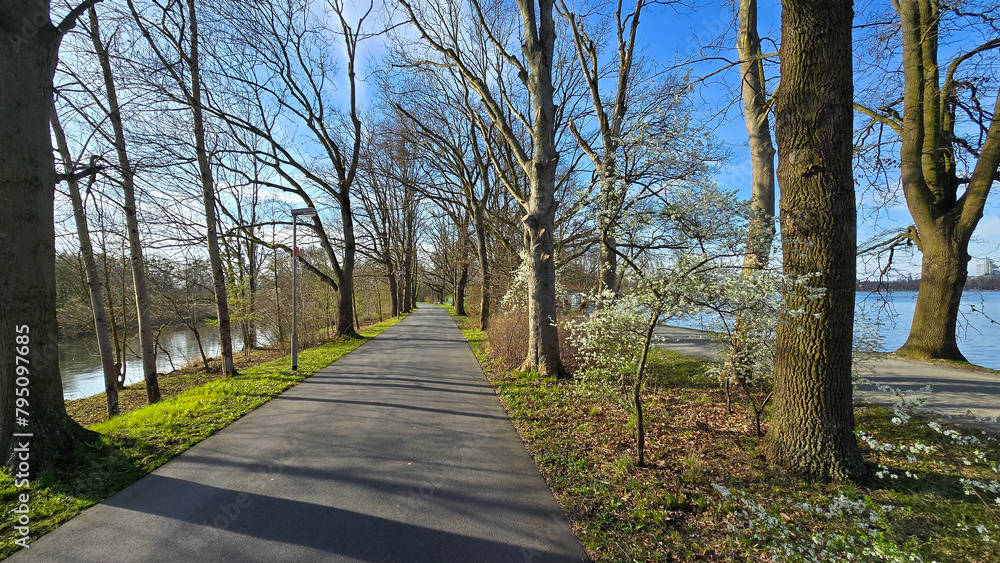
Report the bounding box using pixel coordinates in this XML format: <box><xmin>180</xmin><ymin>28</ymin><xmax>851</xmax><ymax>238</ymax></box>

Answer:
<box><xmin>51</xmin><ymin>107</ymin><xmax>120</xmax><ymax>418</ymax></box>
<box><xmin>854</xmin><ymin>0</ymin><xmax>1000</xmax><ymax>361</ymax></box>
<box><xmin>203</xmin><ymin>0</ymin><xmax>379</xmax><ymax>337</ymax></box>
<box><xmin>87</xmin><ymin>3</ymin><xmax>162</xmax><ymax>399</ymax></box>
<box><xmin>126</xmin><ymin>0</ymin><xmax>238</xmax><ymax>374</ymax></box>
<box><xmin>723</xmin><ymin>0</ymin><xmax>777</xmax><ymax>410</ymax></box>
<box><xmin>382</xmin><ymin>67</ymin><xmax>499</xmax><ymax>326</ymax></box>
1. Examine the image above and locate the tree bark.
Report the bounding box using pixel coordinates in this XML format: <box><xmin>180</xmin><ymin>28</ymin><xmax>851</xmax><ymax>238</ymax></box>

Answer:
<box><xmin>520</xmin><ymin>187</ymin><xmax>561</xmax><ymax>376</ymax></box>
<box><xmin>516</xmin><ymin>0</ymin><xmax>562</xmax><ymax>377</ymax></box>
<box><xmin>474</xmin><ymin>204</ymin><xmax>491</xmax><ymax>329</ymax></box>
<box><xmin>387</xmin><ymin>264</ymin><xmax>399</xmax><ymax>317</ymax></box>
<box><xmin>88</xmin><ymin>5</ymin><xmax>160</xmax><ymax>402</ymax></box>
<box><xmin>51</xmin><ymin>110</ymin><xmax>119</xmax><ymax>418</ymax></box>
<box><xmin>1</xmin><ymin>0</ymin><xmax>98</xmax><ymax>469</ymax></box>
<box><xmin>898</xmin><ymin>226</ymin><xmax>969</xmax><ymax>360</ymax></box>
<box><xmin>398</xmin><ymin>0</ymin><xmax>563</xmax><ymax>375</ymax></box>
<box><xmin>402</xmin><ymin>244</ymin><xmax>414</xmax><ymax>315</ymax></box>
<box><xmin>455</xmin><ymin>260</ymin><xmax>469</xmax><ymax>316</ymax></box>
<box><xmin>337</xmin><ymin>204</ymin><xmax>359</xmax><ymax>337</ymax></box>
<box><xmin>762</xmin><ymin>0</ymin><xmax>865</xmax><ymax>482</ymax></box>
<box><xmin>187</xmin><ymin>0</ymin><xmax>236</xmax><ymax>374</ymax></box>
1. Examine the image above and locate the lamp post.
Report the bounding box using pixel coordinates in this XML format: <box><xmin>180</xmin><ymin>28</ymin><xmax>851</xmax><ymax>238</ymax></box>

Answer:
<box><xmin>291</xmin><ymin>207</ymin><xmax>317</xmax><ymax>371</ymax></box>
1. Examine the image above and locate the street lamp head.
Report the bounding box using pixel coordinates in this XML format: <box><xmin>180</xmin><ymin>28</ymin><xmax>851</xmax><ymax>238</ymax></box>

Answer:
<box><xmin>291</xmin><ymin>206</ymin><xmax>318</xmax><ymax>218</ymax></box>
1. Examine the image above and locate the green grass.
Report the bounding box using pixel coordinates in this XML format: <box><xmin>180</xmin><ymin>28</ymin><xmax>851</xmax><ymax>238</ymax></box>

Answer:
<box><xmin>0</xmin><ymin>316</ymin><xmax>406</xmax><ymax>559</ymax></box>
<box><xmin>442</xmin><ymin>307</ymin><xmax>1000</xmax><ymax>562</ymax></box>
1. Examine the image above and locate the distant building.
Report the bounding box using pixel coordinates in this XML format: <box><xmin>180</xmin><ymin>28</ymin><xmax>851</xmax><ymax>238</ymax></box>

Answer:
<box><xmin>977</xmin><ymin>258</ymin><xmax>999</xmax><ymax>277</ymax></box>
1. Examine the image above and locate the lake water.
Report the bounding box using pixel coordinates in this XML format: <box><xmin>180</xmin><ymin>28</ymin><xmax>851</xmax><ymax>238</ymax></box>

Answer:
<box><xmin>673</xmin><ymin>291</ymin><xmax>1000</xmax><ymax>370</ymax></box>
<box><xmin>59</xmin><ymin>325</ymin><xmax>273</xmax><ymax>400</ymax></box>
<box><xmin>857</xmin><ymin>290</ymin><xmax>1000</xmax><ymax>370</ymax></box>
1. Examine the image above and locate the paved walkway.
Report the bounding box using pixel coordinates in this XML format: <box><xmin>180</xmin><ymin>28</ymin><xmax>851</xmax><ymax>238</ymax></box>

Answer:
<box><xmin>14</xmin><ymin>306</ymin><xmax>588</xmax><ymax>562</ymax></box>
<box><xmin>656</xmin><ymin>326</ymin><xmax>1000</xmax><ymax>429</ymax></box>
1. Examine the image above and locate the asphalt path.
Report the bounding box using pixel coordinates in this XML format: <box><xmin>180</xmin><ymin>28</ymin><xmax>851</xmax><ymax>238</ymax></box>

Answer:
<box><xmin>13</xmin><ymin>306</ymin><xmax>588</xmax><ymax>563</ymax></box>
<box><xmin>655</xmin><ymin>325</ymin><xmax>1000</xmax><ymax>429</ymax></box>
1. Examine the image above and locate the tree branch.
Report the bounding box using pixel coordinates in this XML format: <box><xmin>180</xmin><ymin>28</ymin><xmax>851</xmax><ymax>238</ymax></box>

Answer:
<box><xmin>57</xmin><ymin>0</ymin><xmax>103</xmax><ymax>34</ymax></box>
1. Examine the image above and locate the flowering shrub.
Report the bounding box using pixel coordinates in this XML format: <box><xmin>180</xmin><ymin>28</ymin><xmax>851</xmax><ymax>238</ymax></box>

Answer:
<box><xmin>564</xmin><ymin>292</ymin><xmax>647</xmax><ymax>408</ymax></box>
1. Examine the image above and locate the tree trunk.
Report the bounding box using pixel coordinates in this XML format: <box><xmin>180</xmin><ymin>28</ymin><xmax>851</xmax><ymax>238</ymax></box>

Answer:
<box><xmin>520</xmin><ymin>192</ymin><xmax>562</xmax><ymax>377</ymax></box>
<box><xmin>1</xmin><ymin>2</ymin><xmax>97</xmax><ymax>469</ymax></box>
<box><xmin>387</xmin><ymin>265</ymin><xmax>400</xmax><ymax>317</ymax></box>
<box><xmin>726</xmin><ymin>0</ymin><xmax>777</xmax><ymax>389</ymax></box>
<box><xmin>455</xmin><ymin>261</ymin><xmax>469</xmax><ymax>316</ymax></box>
<box><xmin>737</xmin><ymin>0</ymin><xmax>776</xmax><ymax>271</ymax></box>
<box><xmin>897</xmin><ymin>228</ymin><xmax>969</xmax><ymax>360</ymax></box>
<box><xmin>187</xmin><ymin>0</ymin><xmax>236</xmax><ymax>375</ymax></box>
<box><xmin>410</xmin><ymin>253</ymin><xmax>419</xmax><ymax>310</ymax></box>
<box><xmin>598</xmin><ymin>213</ymin><xmax>618</xmax><ymax>295</ymax></box>
<box><xmin>474</xmin><ymin>205</ymin><xmax>491</xmax><ymax>329</ymax></box>
<box><xmin>51</xmin><ymin>110</ymin><xmax>119</xmax><ymax>418</ymax></box>
<box><xmin>245</xmin><ymin>235</ymin><xmax>258</xmax><ymax>350</ymax></box>
<box><xmin>632</xmin><ymin>310</ymin><xmax>661</xmax><ymax>468</ymax></box>
<box><xmin>337</xmin><ymin>201</ymin><xmax>359</xmax><ymax>337</ymax></box>
<box><xmin>402</xmin><ymin>247</ymin><xmax>414</xmax><ymax>315</ymax></box>
<box><xmin>762</xmin><ymin>0</ymin><xmax>865</xmax><ymax>482</ymax></box>
<box><xmin>88</xmin><ymin>5</ymin><xmax>160</xmax><ymax>403</ymax></box>
<box><xmin>514</xmin><ymin>0</ymin><xmax>562</xmax><ymax>377</ymax></box>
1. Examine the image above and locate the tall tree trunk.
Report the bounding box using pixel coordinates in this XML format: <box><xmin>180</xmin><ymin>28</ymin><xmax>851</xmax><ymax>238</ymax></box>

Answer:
<box><xmin>410</xmin><ymin>250</ymin><xmax>419</xmax><ymax>309</ymax></box>
<box><xmin>51</xmin><ymin>110</ymin><xmax>119</xmax><ymax>418</ymax></box>
<box><xmin>1</xmin><ymin>1</ymin><xmax>98</xmax><ymax>469</ymax></box>
<box><xmin>187</xmin><ymin>0</ymin><xmax>236</xmax><ymax>375</ymax></box>
<box><xmin>726</xmin><ymin>0</ymin><xmax>777</xmax><ymax>389</ymax></box>
<box><xmin>337</xmin><ymin>201</ymin><xmax>359</xmax><ymax>337</ymax></box>
<box><xmin>474</xmin><ymin>205</ymin><xmax>491</xmax><ymax>329</ymax></box>
<box><xmin>273</xmin><ymin>246</ymin><xmax>285</xmax><ymax>346</ymax></box>
<box><xmin>402</xmin><ymin>246</ymin><xmax>414</xmax><ymax>315</ymax></box>
<box><xmin>455</xmin><ymin>260</ymin><xmax>469</xmax><ymax>316</ymax></box>
<box><xmin>517</xmin><ymin>0</ymin><xmax>562</xmax><ymax>377</ymax></box>
<box><xmin>520</xmin><ymin>187</ymin><xmax>561</xmax><ymax>377</ymax></box>
<box><xmin>246</xmin><ymin>240</ymin><xmax>258</xmax><ymax>349</ymax></box>
<box><xmin>387</xmin><ymin>268</ymin><xmax>399</xmax><ymax>317</ymax></box>
<box><xmin>762</xmin><ymin>0</ymin><xmax>865</xmax><ymax>482</ymax></box>
<box><xmin>598</xmin><ymin>202</ymin><xmax>618</xmax><ymax>295</ymax></box>
<box><xmin>737</xmin><ymin>0</ymin><xmax>776</xmax><ymax>271</ymax></box>
<box><xmin>88</xmin><ymin>5</ymin><xmax>160</xmax><ymax>403</ymax></box>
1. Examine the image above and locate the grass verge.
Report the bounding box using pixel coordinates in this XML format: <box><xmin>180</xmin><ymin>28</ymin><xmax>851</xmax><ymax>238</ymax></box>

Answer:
<box><xmin>442</xmin><ymin>306</ymin><xmax>1000</xmax><ymax>562</ymax></box>
<box><xmin>0</xmin><ymin>315</ymin><xmax>406</xmax><ymax>559</ymax></box>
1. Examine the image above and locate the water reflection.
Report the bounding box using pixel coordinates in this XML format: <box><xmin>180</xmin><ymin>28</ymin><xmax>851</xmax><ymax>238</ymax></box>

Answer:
<box><xmin>59</xmin><ymin>325</ymin><xmax>274</xmax><ymax>400</ymax></box>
